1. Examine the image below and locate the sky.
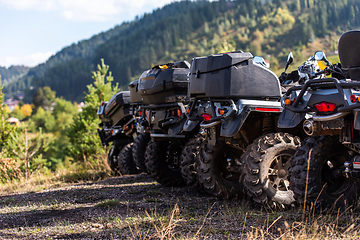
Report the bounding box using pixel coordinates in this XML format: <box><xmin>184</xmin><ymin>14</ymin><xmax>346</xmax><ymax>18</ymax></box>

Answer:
<box><xmin>0</xmin><ymin>0</ymin><xmax>177</xmax><ymax>68</ymax></box>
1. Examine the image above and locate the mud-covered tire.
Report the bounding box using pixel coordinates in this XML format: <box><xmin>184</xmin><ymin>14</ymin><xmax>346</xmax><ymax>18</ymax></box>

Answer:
<box><xmin>132</xmin><ymin>133</ymin><xmax>151</xmax><ymax>173</ymax></box>
<box><xmin>243</xmin><ymin>132</ymin><xmax>300</xmax><ymax>207</ymax></box>
<box><xmin>289</xmin><ymin>136</ymin><xmax>358</xmax><ymax>213</ymax></box>
<box><xmin>197</xmin><ymin>141</ymin><xmax>244</xmax><ymax>199</ymax></box>
<box><xmin>108</xmin><ymin>146</ymin><xmax>122</xmax><ymax>173</ymax></box>
<box><xmin>118</xmin><ymin>143</ymin><xmax>139</xmax><ymax>175</ymax></box>
<box><xmin>145</xmin><ymin>140</ymin><xmax>185</xmax><ymax>187</ymax></box>
<box><xmin>180</xmin><ymin>135</ymin><xmax>204</xmax><ymax>186</ymax></box>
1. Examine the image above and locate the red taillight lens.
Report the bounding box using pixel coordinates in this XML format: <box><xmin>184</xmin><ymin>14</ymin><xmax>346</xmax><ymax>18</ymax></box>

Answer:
<box><xmin>177</xmin><ymin>109</ymin><xmax>181</xmax><ymax>117</ymax></box>
<box><xmin>255</xmin><ymin>107</ymin><xmax>280</xmax><ymax>112</ymax></box>
<box><xmin>314</xmin><ymin>102</ymin><xmax>336</xmax><ymax>112</ymax></box>
<box><xmin>138</xmin><ymin>110</ymin><xmax>143</xmax><ymax>116</ymax></box>
<box><xmin>351</xmin><ymin>94</ymin><xmax>357</xmax><ymax>103</ymax></box>
<box><xmin>201</xmin><ymin>113</ymin><xmax>212</xmax><ymax>121</ymax></box>
<box><xmin>101</xmin><ymin>102</ymin><xmax>105</xmax><ymax>106</ymax></box>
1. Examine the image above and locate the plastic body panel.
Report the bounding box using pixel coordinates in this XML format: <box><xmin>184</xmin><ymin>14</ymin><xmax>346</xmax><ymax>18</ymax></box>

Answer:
<box><xmin>104</xmin><ymin>91</ymin><xmax>131</xmax><ymax>126</ymax></box>
<box><xmin>189</xmin><ymin>51</ymin><xmax>281</xmax><ymax>99</ymax></box>
<box><xmin>129</xmin><ymin>80</ymin><xmax>143</xmax><ymax>103</ymax></box>
<box><xmin>138</xmin><ymin>66</ymin><xmax>190</xmax><ymax>104</ymax></box>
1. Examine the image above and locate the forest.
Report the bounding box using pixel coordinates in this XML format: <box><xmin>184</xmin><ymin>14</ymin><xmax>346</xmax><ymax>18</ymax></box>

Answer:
<box><xmin>3</xmin><ymin>0</ymin><xmax>360</xmax><ymax>103</ymax></box>
<box><xmin>1</xmin><ymin>0</ymin><xmax>360</xmax><ymax>181</ymax></box>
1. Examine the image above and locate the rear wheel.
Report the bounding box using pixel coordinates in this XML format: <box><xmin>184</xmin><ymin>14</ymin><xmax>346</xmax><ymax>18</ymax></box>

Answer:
<box><xmin>118</xmin><ymin>143</ymin><xmax>139</xmax><ymax>175</ymax></box>
<box><xmin>243</xmin><ymin>132</ymin><xmax>299</xmax><ymax>208</ymax></box>
<box><xmin>145</xmin><ymin>140</ymin><xmax>185</xmax><ymax>187</ymax></box>
<box><xmin>197</xmin><ymin>141</ymin><xmax>244</xmax><ymax>199</ymax></box>
<box><xmin>180</xmin><ymin>135</ymin><xmax>204</xmax><ymax>186</ymax></box>
<box><xmin>108</xmin><ymin>146</ymin><xmax>122</xmax><ymax>173</ymax></box>
<box><xmin>132</xmin><ymin>133</ymin><xmax>151</xmax><ymax>173</ymax></box>
<box><xmin>289</xmin><ymin>136</ymin><xmax>358</xmax><ymax>212</ymax></box>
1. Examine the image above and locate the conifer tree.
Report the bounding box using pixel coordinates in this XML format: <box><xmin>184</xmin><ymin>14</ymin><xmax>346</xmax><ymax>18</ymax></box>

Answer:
<box><xmin>67</xmin><ymin>59</ymin><xmax>119</xmax><ymax>165</ymax></box>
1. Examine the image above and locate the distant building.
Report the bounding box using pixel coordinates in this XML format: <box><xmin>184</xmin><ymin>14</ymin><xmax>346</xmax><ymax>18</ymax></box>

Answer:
<box><xmin>77</xmin><ymin>102</ymin><xmax>85</xmax><ymax>112</ymax></box>
<box><xmin>3</xmin><ymin>98</ymin><xmax>19</xmax><ymax>111</ymax></box>
<box><xmin>7</xmin><ymin>117</ymin><xmax>20</xmax><ymax>126</ymax></box>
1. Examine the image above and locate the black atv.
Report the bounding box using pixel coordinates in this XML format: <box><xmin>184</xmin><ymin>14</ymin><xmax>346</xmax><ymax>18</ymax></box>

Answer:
<box><xmin>97</xmin><ymin>90</ymin><xmax>140</xmax><ymax>175</ymax></box>
<box><xmin>137</xmin><ymin>61</ymin><xmax>203</xmax><ymax>187</ymax></box>
<box><xmin>128</xmin><ymin>79</ymin><xmax>151</xmax><ymax>173</ymax></box>
<box><xmin>279</xmin><ymin>30</ymin><xmax>360</xmax><ymax>212</ymax></box>
<box><xmin>186</xmin><ymin>51</ymin><xmax>301</xmax><ymax>207</ymax></box>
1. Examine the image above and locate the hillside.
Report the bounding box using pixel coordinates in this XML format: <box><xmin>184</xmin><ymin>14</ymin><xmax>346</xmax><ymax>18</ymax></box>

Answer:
<box><xmin>3</xmin><ymin>0</ymin><xmax>360</xmax><ymax>102</ymax></box>
<box><xmin>0</xmin><ymin>66</ymin><xmax>29</xmax><ymax>86</ymax></box>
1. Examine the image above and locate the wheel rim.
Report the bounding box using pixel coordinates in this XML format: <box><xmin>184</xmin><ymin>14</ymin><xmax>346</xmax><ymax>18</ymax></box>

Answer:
<box><xmin>166</xmin><ymin>140</ymin><xmax>185</xmax><ymax>172</ymax></box>
<box><xmin>220</xmin><ymin>148</ymin><xmax>243</xmax><ymax>182</ymax></box>
<box><xmin>321</xmin><ymin>155</ymin><xmax>352</xmax><ymax>198</ymax></box>
<box><xmin>268</xmin><ymin>150</ymin><xmax>294</xmax><ymax>192</ymax></box>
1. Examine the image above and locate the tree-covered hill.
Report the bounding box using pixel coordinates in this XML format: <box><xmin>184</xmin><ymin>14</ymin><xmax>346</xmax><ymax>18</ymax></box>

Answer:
<box><xmin>0</xmin><ymin>66</ymin><xmax>29</xmax><ymax>86</ymax></box>
<box><xmin>3</xmin><ymin>0</ymin><xmax>360</xmax><ymax>102</ymax></box>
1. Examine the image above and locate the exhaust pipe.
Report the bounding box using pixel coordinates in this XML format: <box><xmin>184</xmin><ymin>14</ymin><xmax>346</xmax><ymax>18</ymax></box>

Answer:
<box><xmin>303</xmin><ymin>119</ymin><xmax>320</xmax><ymax>136</ymax></box>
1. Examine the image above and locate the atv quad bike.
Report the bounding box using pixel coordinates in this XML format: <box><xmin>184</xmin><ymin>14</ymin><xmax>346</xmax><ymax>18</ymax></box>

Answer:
<box><xmin>280</xmin><ymin>30</ymin><xmax>360</xmax><ymax>212</ymax></box>
<box><xmin>137</xmin><ymin>61</ymin><xmax>203</xmax><ymax>186</ymax></box>
<box><xmin>128</xmin><ymin>79</ymin><xmax>151</xmax><ymax>173</ymax></box>
<box><xmin>97</xmin><ymin>90</ymin><xmax>140</xmax><ymax>175</ymax></box>
<box><xmin>186</xmin><ymin>51</ymin><xmax>300</xmax><ymax>206</ymax></box>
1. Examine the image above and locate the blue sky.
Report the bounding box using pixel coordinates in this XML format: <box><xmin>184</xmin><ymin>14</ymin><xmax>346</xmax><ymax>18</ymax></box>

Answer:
<box><xmin>0</xmin><ymin>0</ymin><xmax>177</xmax><ymax>68</ymax></box>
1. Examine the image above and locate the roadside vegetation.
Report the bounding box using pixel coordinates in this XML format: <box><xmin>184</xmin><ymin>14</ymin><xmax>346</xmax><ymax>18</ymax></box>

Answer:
<box><xmin>1</xmin><ymin>174</ymin><xmax>360</xmax><ymax>239</ymax></box>
<box><xmin>0</xmin><ymin>60</ymin><xmax>117</xmax><ymax>189</ymax></box>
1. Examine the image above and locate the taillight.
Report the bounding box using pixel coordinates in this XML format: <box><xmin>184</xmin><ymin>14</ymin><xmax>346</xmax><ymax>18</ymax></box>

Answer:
<box><xmin>201</xmin><ymin>113</ymin><xmax>212</xmax><ymax>121</ymax></box>
<box><xmin>255</xmin><ymin>108</ymin><xmax>280</xmax><ymax>112</ymax></box>
<box><xmin>314</xmin><ymin>102</ymin><xmax>336</xmax><ymax>112</ymax></box>
<box><xmin>351</xmin><ymin>94</ymin><xmax>357</xmax><ymax>103</ymax></box>
<box><xmin>177</xmin><ymin>109</ymin><xmax>181</xmax><ymax>117</ymax></box>
<box><xmin>138</xmin><ymin>110</ymin><xmax>143</xmax><ymax>116</ymax></box>
<box><xmin>101</xmin><ymin>102</ymin><xmax>105</xmax><ymax>106</ymax></box>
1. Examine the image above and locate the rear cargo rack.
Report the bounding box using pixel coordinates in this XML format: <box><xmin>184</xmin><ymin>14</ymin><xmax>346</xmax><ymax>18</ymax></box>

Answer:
<box><xmin>284</xmin><ymin>78</ymin><xmax>360</xmax><ymax>113</ymax></box>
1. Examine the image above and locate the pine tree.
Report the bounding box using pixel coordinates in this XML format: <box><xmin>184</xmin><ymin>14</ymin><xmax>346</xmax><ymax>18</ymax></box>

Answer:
<box><xmin>67</xmin><ymin>59</ymin><xmax>119</xmax><ymax>165</ymax></box>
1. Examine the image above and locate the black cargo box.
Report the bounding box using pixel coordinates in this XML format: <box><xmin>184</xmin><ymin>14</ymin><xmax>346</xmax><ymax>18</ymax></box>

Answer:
<box><xmin>105</xmin><ymin>91</ymin><xmax>131</xmax><ymax>125</ymax></box>
<box><xmin>138</xmin><ymin>61</ymin><xmax>190</xmax><ymax>104</ymax></box>
<box><xmin>97</xmin><ymin>102</ymin><xmax>111</xmax><ymax>124</ymax></box>
<box><xmin>129</xmin><ymin>80</ymin><xmax>143</xmax><ymax>103</ymax></box>
<box><xmin>189</xmin><ymin>51</ymin><xmax>281</xmax><ymax>99</ymax></box>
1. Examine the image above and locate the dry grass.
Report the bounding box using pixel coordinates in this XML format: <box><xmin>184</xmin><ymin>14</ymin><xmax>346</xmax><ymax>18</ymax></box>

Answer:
<box><xmin>1</xmin><ymin>172</ymin><xmax>360</xmax><ymax>240</ymax></box>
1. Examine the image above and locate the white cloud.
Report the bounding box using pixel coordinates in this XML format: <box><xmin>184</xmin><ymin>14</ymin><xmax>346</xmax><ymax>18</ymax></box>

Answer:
<box><xmin>0</xmin><ymin>52</ymin><xmax>55</xmax><ymax>68</ymax></box>
<box><xmin>0</xmin><ymin>0</ymin><xmax>56</xmax><ymax>11</ymax></box>
<box><xmin>0</xmin><ymin>0</ymin><xmax>177</xmax><ymax>22</ymax></box>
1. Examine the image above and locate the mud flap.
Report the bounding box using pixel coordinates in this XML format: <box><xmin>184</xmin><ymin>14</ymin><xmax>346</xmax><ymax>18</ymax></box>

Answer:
<box><xmin>277</xmin><ymin>109</ymin><xmax>305</xmax><ymax>128</ymax></box>
<box><xmin>168</xmin><ymin>118</ymin><xmax>187</xmax><ymax>135</ymax></box>
<box><xmin>182</xmin><ymin>119</ymin><xmax>200</xmax><ymax>132</ymax></box>
<box><xmin>220</xmin><ymin>107</ymin><xmax>251</xmax><ymax>137</ymax></box>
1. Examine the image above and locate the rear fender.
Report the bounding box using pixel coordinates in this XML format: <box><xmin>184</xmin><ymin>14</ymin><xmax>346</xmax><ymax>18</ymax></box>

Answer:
<box><xmin>277</xmin><ymin>109</ymin><xmax>305</xmax><ymax>128</ymax></box>
<box><xmin>182</xmin><ymin>119</ymin><xmax>200</xmax><ymax>132</ymax></box>
<box><xmin>220</xmin><ymin>106</ymin><xmax>251</xmax><ymax>137</ymax></box>
<box><xmin>354</xmin><ymin>111</ymin><xmax>360</xmax><ymax>130</ymax></box>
